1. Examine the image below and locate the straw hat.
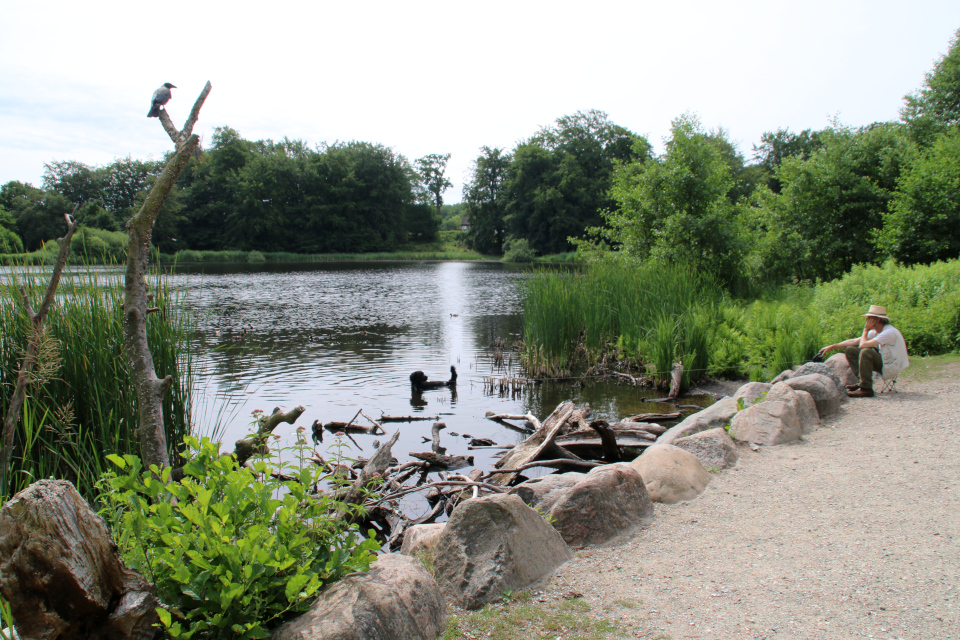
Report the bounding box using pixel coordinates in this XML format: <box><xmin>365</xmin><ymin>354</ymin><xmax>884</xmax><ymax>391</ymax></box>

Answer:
<box><xmin>862</xmin><ymin>304</ymin><xmax>889</xmax><ymax>320</ymax></box>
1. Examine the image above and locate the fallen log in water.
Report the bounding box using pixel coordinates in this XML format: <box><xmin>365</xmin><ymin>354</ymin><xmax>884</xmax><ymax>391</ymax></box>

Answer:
<box><xmin>379</xmin><ymin>414</ymin><xmax>446</xmax><ymax>422</ymax></box>
<box><xmin>490</xmin><ymin>401</ymin><xmax>578</xmax><ymax>487</ymax></box>
<box><xmin>484</xmin><ymin>411</ymin><xmax>537</xmax><ymax>433</ymax></box>
<box><xmin>409</xmin><ymin>451</ymin><xmax>474</xmax><ymax>471</ymax></box>
<box><xmin>624</xmin><ymin>412</ymin><xmax>681</xmax><ymax>423</ymax></box>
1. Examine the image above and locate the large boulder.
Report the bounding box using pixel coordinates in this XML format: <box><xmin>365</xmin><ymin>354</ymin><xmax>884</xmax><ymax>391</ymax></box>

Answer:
<box><xmin>629</xmin><ymin>444</ymin><xmax>712</xmax><ymax>504</ymax></box>
<box><xmin>733</xmin><ymin>382</ymin><xmax>772</xmax><ymax>408</ymax></box>
<box><xmin>657</xmin><ymin>396</ymin><xmax>739</xmax><ymax>445</ymax></box>
<box><xmin>0</xmin><ymin>480</ymin><xmax>160</xmax><ymax>640</ymax></box>
<box><xmin>509</xmin><ymin>472</ymin><xmax>584</xmax><ymax>512</ymax></box>
<box><xmin>783</xmin><ymin>373</ymin><xmax>842</xmax><ymax>417</ymax></box>
<box><xmin>673</xmin><ymin>428</ymin><xmax>739</xmax><ymax>471</ymax></box>
<box><xmin>728</xmin><ymin>400</ymin><xmax>801</xmax><ymax>446</ymax></box>
<box><xmin>766</xmin><ymin>382</ymin><xmax>821</xmax><ymax>433</ymax></box>
<box><xmin>400</xmin><ymin>523</ymin><xmax>446</xmax><ymax>557</ymax></box>
<box><xmin>825</xmin><ymin>353</ymin><xmax>858</xmax><ymax>388</ymax></box>
<box><xmin>272</xmin><ymin>553</ymin><xmax>446</xmax><ymax>640</ymax></box>
<box><xmin>547</xmin><ymin>463</ymin><xmax>653</xmax><ymax>547</ymax></box>
<box><xmin>432</xmin><ymin>493</ymin><xmax>573</xmax><ymax>609</ymax></box>
<box><xmin>792</xmin><ymin>362</ymin><xmax>843</xmax><ymax>393</ymax></box>
<box><xmin>770</xmin><ymin>369</ymin><xmax>794</xmax><ymax>384</ymax></box>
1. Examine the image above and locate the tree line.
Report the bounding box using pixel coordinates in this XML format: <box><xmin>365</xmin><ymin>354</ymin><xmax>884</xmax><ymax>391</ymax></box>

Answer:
<box><xmin>0</xmin><ymin>131</ymin><xmax>453</xmax><ymax>256</ymax></box>
<box><xmin>463</xmin><ymin>28</ymin><xmax>960</xmax><ymax>285</ymax></box>
<box><xmin>2</xmin><ymin>27</ymin><xmax>957</xmax><ymax>282</ymax></box>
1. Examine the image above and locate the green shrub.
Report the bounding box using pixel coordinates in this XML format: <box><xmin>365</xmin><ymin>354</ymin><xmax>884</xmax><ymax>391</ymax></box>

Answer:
<box><xmin>99</xmin><ymin>436</ymin><xmax>380</xmax><ymax>640</ymax></box>
<box><xmin>0</xmin><ymin>226</ymin><xmax>23</xmax><ymax>254</ymax></box>
<box><xmin>502</xmin><ymin>238</ymin><xmax>536</xmax><ymax>263</ymax></box>
<box><xmin>247</xmin><ymin>250</ymin><xmax>266</xmax><ymax>264</ymax></box>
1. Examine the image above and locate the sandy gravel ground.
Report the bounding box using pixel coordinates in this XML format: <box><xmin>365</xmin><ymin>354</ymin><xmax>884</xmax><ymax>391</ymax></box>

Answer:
<box><xmin>543</xmin><ymin>371</ymin><xmax>960</xmax><ymax>640</ymax></box>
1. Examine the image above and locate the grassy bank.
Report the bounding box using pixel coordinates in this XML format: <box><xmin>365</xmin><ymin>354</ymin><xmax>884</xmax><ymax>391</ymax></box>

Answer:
<box><xmin>0</xmin><ymin>266</ymin><xmax>193</xmax><ymax>500</ymax></box>
<box><xmin>520</xmin><ymin>257</ymin><xmax>960</xmax><ymax>382</ymax></box>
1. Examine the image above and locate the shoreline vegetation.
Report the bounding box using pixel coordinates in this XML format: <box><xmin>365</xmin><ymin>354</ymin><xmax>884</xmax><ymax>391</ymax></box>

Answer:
<box><xmin>519</xmin><ymin>257</ymin><xmax>960</xmax><ymax>386</ymax></box>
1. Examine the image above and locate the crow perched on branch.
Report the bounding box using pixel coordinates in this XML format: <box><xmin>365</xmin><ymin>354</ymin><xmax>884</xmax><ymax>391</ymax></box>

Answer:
<box><xmin>147</xmin><ymin>83</ymin><xmax>176</xmax><ymax>118</ymax></box>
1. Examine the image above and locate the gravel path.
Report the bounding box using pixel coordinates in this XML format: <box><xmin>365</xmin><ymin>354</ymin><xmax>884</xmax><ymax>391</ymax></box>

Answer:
<box><xmin>543</xmin><ymin>373</ymin><xmax>960</xmax><ymax>640</ymax></box>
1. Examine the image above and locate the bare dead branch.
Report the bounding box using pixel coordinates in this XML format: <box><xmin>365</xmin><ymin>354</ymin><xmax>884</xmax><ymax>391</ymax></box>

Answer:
<box><xmin>2</xmin><ymin>207</ymin><xmax>79</xmax><ymax>495</ymax></box>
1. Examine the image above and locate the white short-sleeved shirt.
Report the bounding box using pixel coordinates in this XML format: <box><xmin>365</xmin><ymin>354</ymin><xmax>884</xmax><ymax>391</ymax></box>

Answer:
<box><xmin>867</xmin><ymin>324</ymin><xmax>910</xmax><ymax>378</ymax></box>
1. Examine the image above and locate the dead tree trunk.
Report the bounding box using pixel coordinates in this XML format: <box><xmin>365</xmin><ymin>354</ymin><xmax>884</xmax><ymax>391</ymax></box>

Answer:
<box><xmin>0</xmin><ymin>210</ymin><xmax>78</xmax><ymax>497</ymax></box>
<box><xmin>124</xmin><ymin>82</ymin><xmax>211</xmax><ymax>470</ymax></box>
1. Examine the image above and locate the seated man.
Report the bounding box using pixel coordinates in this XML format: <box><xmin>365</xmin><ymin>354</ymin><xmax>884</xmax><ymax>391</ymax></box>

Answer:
<box><xmin>818</xmin><ymin>305</ymin><xmax>909</xmax><ymax>397</ymax></box>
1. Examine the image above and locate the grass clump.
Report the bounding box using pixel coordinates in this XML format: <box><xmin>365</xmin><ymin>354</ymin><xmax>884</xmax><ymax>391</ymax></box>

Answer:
<box><xmin>442</xmin><ymin>594</ymin><xmax>621</xmax><ymax>640</ymax></box>
<box><xmin>0</xmin><ymin>265</ymin><xmax>193</xmax><ymax>501</ymax></box>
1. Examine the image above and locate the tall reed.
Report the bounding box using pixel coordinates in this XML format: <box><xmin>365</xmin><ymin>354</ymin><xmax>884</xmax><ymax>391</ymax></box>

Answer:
<box><xmin>519</xmin><ymin>258</ymin><xmax>722</xmax><ymax>383</ymax></box>
<box><xmin>0</xmin><ymin>265</ymin><xmax>193</xmax><ymax>500</ymax></box>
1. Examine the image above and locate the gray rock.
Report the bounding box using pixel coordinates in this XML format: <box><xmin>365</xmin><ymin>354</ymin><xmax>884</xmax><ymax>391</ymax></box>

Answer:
<box><xmin>509</xmin><ymin>472</ymin><xmax>584</xmax><ymax>513</ymax></box>
<box><xmin>728</xmin><ymin>400</ymin><xmax>801</xmax><ymax>446</ymax></box>
<box><xmin>400</xmin><ymin>523</ymin><xmax>446</xmax><ymax>557</ymax></box>
<box><xmin>825</xmin><ymin>353</ymin><xmax>859</xmax><ymax>388</ymax></box>
<box><xmin>766</xmin><ymin>382</ymin><xmax>821</xmax><ymax>433</ymax></box>
<box><xmin>783</xmin><ymin>373</ymin><xmax>842</xmax><ymax>417</ymax></box>
<box><xmin>272</xmin><ymin>553</ymin><xmax>446</xmax><ymax>640</ymax></box>
<box><xmin>547</xmin><ymin>463</ymin><xmax>653</xmax><ymax>547</ymax></box>
<box><xmin>0</xmin><ymin>480</ymin><xmax>160</xmax><ymax>640</ymax></box>
<box><xmin>733</xmin><ymin>382</ymin><xmax>772</xmax><ymax>408</ymax></box>
<box><xmin>658</xmin><ymin>396</ymin><xmax>739</xmax><ymax>445</ymax></box>
<box><xmin>673</xmin><ymin>428</ymin><xmax>739</xmax><ymax>470</ymax></box>
<box><xmin>433</xmin><ymin>493</ymin><xmax>573</xmax><ymax>609</ymax></box>
<box><xmin>629</xmin><ymin>444</ymin><xmax>712</xmax><ymax>504</ymax></box>
<box><xmin>770</xmin><ymin>369</ymin><xmax>794</xmax><ymax>384</ymax></box>
<box><xmin>792</xmin><ymin>362</ymin><xmax>843</xmax><ymax>393</ymax></box>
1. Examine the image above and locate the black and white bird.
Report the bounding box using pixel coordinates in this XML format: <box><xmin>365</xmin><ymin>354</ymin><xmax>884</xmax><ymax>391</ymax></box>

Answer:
<box><xmin>147</xmin><ymin>83</ymin><xmax>176</xmax><ymax>118</ymax></box>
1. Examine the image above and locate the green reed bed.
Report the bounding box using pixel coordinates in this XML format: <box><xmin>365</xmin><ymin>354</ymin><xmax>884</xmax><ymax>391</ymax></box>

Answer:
<box><xmin>0</xmin><ymin>265</ymin><xmax>193</xmax><ymax>500</ymax></box>
<box><xmin>520</xmin><ymin>259</ymin><xmax>721</xmax><ymax>382</ymax></box>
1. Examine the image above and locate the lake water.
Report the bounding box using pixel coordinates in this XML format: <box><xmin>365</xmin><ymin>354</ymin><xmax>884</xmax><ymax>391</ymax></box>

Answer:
<box><xmin>169</xmin><ymin>261</ymin><xmax>711</xmax><ymax>514</ymax></box>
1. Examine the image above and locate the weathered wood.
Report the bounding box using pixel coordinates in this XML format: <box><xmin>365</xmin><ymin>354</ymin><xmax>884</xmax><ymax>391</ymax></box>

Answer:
<box><xmin>484</xmin><ymin>411</ymin><xmax>539</xmax><ymax>433</ymax></box>
<box><xmin>430</xmin><ymin>422</ymin><xmax>446</xmax><ymax>453</ymax></box>
<box><xmin>610</xmin><ymin>421</ymin><xmax>665</xmax><ymax>436</ymax></box>
<box><xmin>624</xmin><ymin>412</ymin><xmax>681</xmax><ymax>423</ymax></box>
<box><xmin>481</xmin><ymin>458</ymin><xmax>603</xmax><ymax>479</ymax></box>
<box><xmin>379</xmin><ymin>414</ymin><xmax>442</xmax><ymax>422</ymax></box>
<box><xmin>337</xmin><ymin>430</ymin><xmax>400</xmax><ymax>515</ymax></box>
<box><xmin>490</xmin><ymin>401</ymin><xmax>576</xmax><ymax>486</ymax></box>
<box><xmin>233</xmin><ymin>406</ymin><xmax>305</xmax><ymax>466</ymax></box>
<box><xmin>373</xmin><ymin>480</ymin><xmax>507</xmax><ymax>505</ymax></box>
<box><xmin>1</xmin><ymin>209</ymin><xmax>78</xmax><ymax>496</ymax></box>
<box><xmin>587</xmin><ymin>419</ymin><xmax>621</xmax><ymax>462</ymax></box>
<box><xmin>667</xmin><ymin>361</ymin><xmax>684</xmax><ymax>401</ymax></box>
<box><xmin>324</xmin><ymin>421</ymin><xmax>381</xmax><ymax>435</ymax></box>
<box><xmin>409</xmin><ymin>451</ymin><xmax>473</xmax><ymax>471</ymax></box>
<box><xmin>0</xmin><ymin>480</ymin><xmax>160</xmax><ymax>639</ymax></box>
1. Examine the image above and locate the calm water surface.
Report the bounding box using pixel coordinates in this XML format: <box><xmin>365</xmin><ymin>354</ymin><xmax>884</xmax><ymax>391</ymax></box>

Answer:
<box><xmin>162</xmin><ymin>261</ymin><xmax>710</xmax><ymax>517</ymax></box>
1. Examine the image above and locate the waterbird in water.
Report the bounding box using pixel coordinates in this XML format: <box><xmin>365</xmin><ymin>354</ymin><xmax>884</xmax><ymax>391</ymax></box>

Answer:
<box><xmin>147</xmin><ymin>83</ymin><xmax>176</xmax><ymax>117</ymax></box>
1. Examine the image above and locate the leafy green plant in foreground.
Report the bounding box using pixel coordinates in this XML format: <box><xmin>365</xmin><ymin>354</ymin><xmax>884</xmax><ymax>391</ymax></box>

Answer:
<box><xmin>99</xmin><ymin>436</ymin><xmax>380</xmax><ymax>639</ymax></box>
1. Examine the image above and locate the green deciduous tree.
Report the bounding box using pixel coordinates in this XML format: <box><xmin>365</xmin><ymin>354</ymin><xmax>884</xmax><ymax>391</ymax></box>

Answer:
<box><xmin>505</xmin><ymin>110</ymin><xmax>650</xmax><ymax>255</ymax></box>
<box><xmin>745</xmin><ymin>122</ymin><xmax>915</xmax><ymax>283</ymax></box>
<box><xmin>902</xmin><ymin>27</ymin><xmax>960</xmax><ymax>146</ymax></box>
<box><xmin>596</xmin><ymin>114</ymin><xmax>744</xmax><ymax>283</ymax></box>
<box><xmin>414</xmin><ymin>153</ymin><xmax>453</xmax><ymax>219</ymax></box>
<box><xmin>464</xmin><ymin>146</ymin><xmax>511</xmax><ymax>254</ymax></box>
<box><xmin>877</xmin><ymin>128</ymin><xmax>960</xmax><ymax>264</ymax></box>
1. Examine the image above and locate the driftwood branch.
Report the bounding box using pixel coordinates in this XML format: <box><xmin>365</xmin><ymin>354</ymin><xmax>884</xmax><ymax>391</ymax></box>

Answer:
<box><xmin>158</xmin><ymin>81</ymin><xmax>212</xmax><ymax>149</ymax></box>
<box><xmin>490</xmin><ymin>401</ymin><xmax>576</xmax><ymax>487</ymax></box>
<box><xmin>1</xmin><ymin>209</ymin><xmax>79</xmax><ymax>496</ymax></box>
<box><xmin>336</xmin><ymin>430</ymin><xmax>400</xmax><ymax>516</ymax></box>
<box><xmin>481</xmin><ymin>458</ymin><xmax>604</xmax><ymax>480</ymax></box>
<box><xmin>233</xmin><ymin>406</ymin><xmax>306</xmax><ymax>465</ymax></box>
<box><xmin>125</xmin><ymin>83</ymin><xmax>211</xmax><ymax>471</ymax></box>
<box><xmin>372</xmin><ymin>479</ymin><xmax>507</xmax><ymax>505</ymax></box>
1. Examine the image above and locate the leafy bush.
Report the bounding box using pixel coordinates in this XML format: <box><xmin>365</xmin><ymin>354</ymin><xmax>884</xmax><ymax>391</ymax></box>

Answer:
<box><xmin>502</xmin><ymin>238</ymin><xmax>536</xmax><ymax>263</ymax></box>
<box><xmin>247</xmin><ymin>250</ymin><xmax>266</xmax><ymax>264</ymax></box>
<box><xmin>99</xmin><ymin>436</ymin><xmax>380</xmax><ymax>639</ymax></box>
<box><xmin>0</xmin><ymin>226</ymin><xmax>23</xmax><ymax>254</ymax></box>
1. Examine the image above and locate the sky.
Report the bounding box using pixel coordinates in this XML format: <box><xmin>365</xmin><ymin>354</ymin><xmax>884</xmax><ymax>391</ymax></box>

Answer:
<box><xmin>2</xmin><ymin>0</ymin><xmax>959</xmax><ymax>203</ymax></box>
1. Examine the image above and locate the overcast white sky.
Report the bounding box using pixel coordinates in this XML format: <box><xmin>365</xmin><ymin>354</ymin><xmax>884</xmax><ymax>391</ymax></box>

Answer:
<box><xmin>2</xmin><ymin>0</ymin><xmax>958</xmax><ymax>203</ymax></box>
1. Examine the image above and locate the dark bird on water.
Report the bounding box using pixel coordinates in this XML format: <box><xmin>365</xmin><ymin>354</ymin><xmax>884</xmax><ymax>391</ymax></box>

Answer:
<box><xmin>147</xmin><ymin>83</ymin><xmax>176</xmax><ymax>118</ymax></box>
<box><xmin>410</xmin><ymin>366</ymin><xmax>458</xmax><ymax>391</ymax></box>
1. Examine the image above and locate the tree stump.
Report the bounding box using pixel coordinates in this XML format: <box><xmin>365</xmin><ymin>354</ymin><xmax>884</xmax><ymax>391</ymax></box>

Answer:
<box><xmin>0</xmin><ymin>480</ymin><xmax>160</xmax><ymax>640</ymax></box>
